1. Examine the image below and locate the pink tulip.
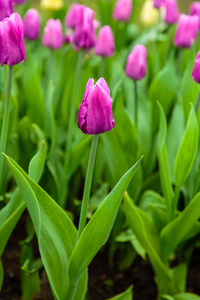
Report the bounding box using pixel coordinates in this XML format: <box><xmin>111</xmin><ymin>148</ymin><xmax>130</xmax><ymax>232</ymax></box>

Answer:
<box><xmin>174</xmin><ymin>14</ymin><xmax>199</xmax><ymax>48</ymax></box>
<box><xmin>0</xmin><ymin>0</ymin><xmax>13</xmax><ymax>21</ymax></box>
<box><xmin>65</xmin><ymin>3</ymin><xmax>83</xmax><ymax>29</ymax></box>
<box><xmin>153</xmin><ymin>0</ymin><xmax>163</xmax><ymax>9</ymax></box>
<box><xmin>192</xmin><ymin>51</ymin><xmax>200</xmax><ymax>84</ymax></box>
<box><xmin>42</xmin><ymin>19</ymin><xmax>63</xmax><ymax>49</ymax></box>
<box><xmin>95</xmin><ymin>26</ymin><xmax>115</xmax><ymax>57</ymax></box>
<box><xmin>162</xmin><ymin>0</ymin><xmax>179</xmax><ymax>24</ymax></box>
<box><xmin>0</xmin><ymin>12</ymin><xmax>26</xmax><ymax>66</ymax></box>
<box><xmin>125</xmin><ymin>44</ymin><xmax>147</xmax><ymax>81</ymax></box>
<box><xmin>189</xmin><ymin>2</ymin><xmax>200</xmax><ymax>29</ymax></box>
<box><xmin>113</xmin><ymin>0</ymin><xmax>132</xmax><ymax>22</ymax></box>
<box><xmin>77</xmin><ymin>78</ymin><xmax>115</xmax><ymax>135</ymax></box>
<box><xmin>24</xmin><ymin>9</ymin><xmax>40</xmax><ymax>41</ymax></box>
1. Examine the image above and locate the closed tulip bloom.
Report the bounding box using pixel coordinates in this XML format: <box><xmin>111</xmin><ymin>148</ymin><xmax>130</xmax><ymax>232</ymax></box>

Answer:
<box><xmin>192</xmin><ymin>51</ymin><xmax>200</xmax><ymax>84</ymax></box>
<box><xmin>0</xmin><ymin>12</ymin><xmax>26</xmax><ymax>66</ymax></box>
<box><xmin>174</xmin><ymin>14</ymin><xmax>199</xmax><ymax>48</ymax></box>
<box><xmin>162</xmin><ymin>0</ymin><xmax>179</xmax><ymax>24</ymax></box>
<box><xmin>113</xmin><ymin>0</ymin><xmax>132</xmax><ymax>22</ymax></box>
<box><xmin>23</xmin><ymin>9</ymin><xmax>40</xmax><ymax>41</ymax></box>
<box><xmin>41</xmin><ymin>0</ymin><xmax>63</xmax><ymax>10</ymax></box>
<box><xmin>42</xmin><ymin>19</ymin><xmax>63</xmax><ymax>49</ymax></box>
<box><xmin>125</xmin><ymin>45</ymin><xmax>147</xmax><ymax>81</ymax></box>
<box><xmin>65</xmin><ymin>3</ymin><xmax>83</xmax><ymax>29</ymax></box>
<box><xmin>95</xmin><ymin>26</ymin><xmax>115</xmax><ymax>57</ymax></box>
<box><xmin>153</xmin><ymin>0</ymin><xmax>163</xmax><ymax>9</ymax></box>
<box><xmin>73</xmin><ymin>6</ymin><xmax>95</xmax><ymax>50</ymax></box>
<box><xmin>190</xmin><ymin>2</ymin><xmax>200</xmax><ymax>29</ymax></box>
<box><xmin>77</xmin><ymin>78</ymin><xmax>115</xmax><ymax>135</ymax></box>
<box><xmin>0</xmin><ymin>0</ymin><xmax>13</xmax><ymax>21</ymax></box>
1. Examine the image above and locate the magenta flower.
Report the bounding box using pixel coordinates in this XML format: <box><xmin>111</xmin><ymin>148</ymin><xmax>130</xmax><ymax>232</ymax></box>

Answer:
<box><xmin>190</xmin><ymin>2</ymin><xmax>200</xmax><ymax>29</ymax></box>
<box><xmin>174</xmin><ymin>14</ymin><xmax>199</xmax><ymax>48</ymax></box>
<box><xmin>162</xmin><ymin>0</ymin><xmax>179</xmax><ymax>24</ymax></box>
<box><xmin>0</xmin><ymin>12</ymin><xmax>26</xmax><ymax>66</ymax></box>
<box><xmin>42</xmin><ymin>19</ymin><xmax>63</xmax><ymax>49</ymax></box>
<box><xmin>113</xmin><ymin>0</ymin><xmax>132</xmax><ymax>22</ymax></box>
<box><xmin>65</xmin><ymin>3</ymin><xmax>83</xmax><ymax>29</ymax></box>
<box><xmin>73</xmin><ymin>6</ymin><xmax>96</xmax><ymax>50</ymax></box>
<box><xmin>125</xmin><ymin>44</ymin><xmax>147</xmax><ymax>81</ymax></box>
<box><xmin>23</xmin><ymin>9</ymin><xmax>40</xmax><ymax>41</ymax></box>
<box><xmin>153</xmin><ymin>0</ymin><xmax>163</xmax><ymax>9</ymax></box>
<box><xmin>77</xmin><ymin>78</ymin><xmax>115</xmax><ymax>135</ymax></box>
<box><xmin>0</xmin><ymin>0</ymin><xmax>13</xmax><ymax>21</ymax></box>
<box><xmin>95</xmin><ymin>26</ymin><xmax>115</xmax><ymax>57</ymax></box>
<box><xmin>192</xmin><ymin>51</ymin><xmax>200</xmax><ymax>84</ymax></box>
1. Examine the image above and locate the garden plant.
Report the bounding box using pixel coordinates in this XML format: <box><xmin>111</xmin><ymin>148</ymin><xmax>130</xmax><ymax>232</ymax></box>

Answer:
<box><xmin>0</xmin><ymin>0</ymin><xmax>200</xmax><ymax>299</ymax></box>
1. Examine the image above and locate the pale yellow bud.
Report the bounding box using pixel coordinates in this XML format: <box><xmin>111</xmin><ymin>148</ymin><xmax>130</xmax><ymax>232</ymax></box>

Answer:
<box><xmin>140</xmin><ymin>0</ymin><xmax>159</xmax><ymax>26</ymax></box>
<box><xmin>41</xmin><ymin>0</ymin><xmax>64</xmax><ymax>10</ymax></box>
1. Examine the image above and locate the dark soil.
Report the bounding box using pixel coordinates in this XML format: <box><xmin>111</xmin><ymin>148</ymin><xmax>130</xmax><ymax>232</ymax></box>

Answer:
<box><xmin>0</xmin><ymin>213</ymin><xmax>200</xmax><ymax>300</ymax></box>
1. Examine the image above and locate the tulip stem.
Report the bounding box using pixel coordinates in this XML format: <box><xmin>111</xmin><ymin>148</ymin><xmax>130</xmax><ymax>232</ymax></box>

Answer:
<box><xmin>172</xmin><ymin>185</ymin><xmax>180</xmax><ymax>219</ymax></box>
<box><xmin>64</xmin><ymin>50</ymin><xmax>84</xmax><ymax>173</ymax></box>
<box><xmin>0</xmin><ymin>66</ymin><xmax>13</xmax><ymax>193</ymax></box>
<box><xmin>100</xmin><ymin>57</ymin><xmax>106</xmax><ymax>77</ymax></box>
<box><xmin>76</xmin><ymin>134</ymin><xmax>99</xmax><ymax>242</ymax></box>
<box><xmin>134</xmin><ymin>80</ymin><xmax>138</xmax><ymax>128</ymax></box>
<box><xmin>195</xmin><ymin>89</ymin><xmax>200</xmax><ymax>114</ymax></box>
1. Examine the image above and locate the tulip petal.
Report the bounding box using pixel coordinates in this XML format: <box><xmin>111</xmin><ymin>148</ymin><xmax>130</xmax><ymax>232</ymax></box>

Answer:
<box><xmin>96</xmin><ymin>77</ymin><xmax>110</xmax><ymax>96</ymax></box>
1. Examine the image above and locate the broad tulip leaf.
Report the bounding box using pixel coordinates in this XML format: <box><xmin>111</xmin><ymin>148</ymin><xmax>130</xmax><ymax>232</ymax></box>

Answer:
<box><xmin>68</xmin><ymin>157</ymin><xmax>142</xmax><ymax>285</ymax></box>
<box><xmin>174</xmin><ymin>293</ymin><xmax>200</xmax><ymax>300</ymax></box>
<box><xmin>160</xmin><ymin>191</ymin><xmax>200</xmax><ymax>262</ymax></box>
<box><xmin>28</xmin><ymin>140</ymin><xmax>47</xmax><ymax>183</ymax></box>
<box><xmin>123</xmin><ymin>194</ymin><xmax>171</xmax><ymax>291</ymax></box>
<box><xmin>107</xmin><ymin>285</ymin><xmax>133</xmax><ymax>300</ymax></box>
<box><xmin>3</xmin><ymin>154</ymin><xmax>86</xmax><ymax>300</ymax></box>
<box><xmin>157</xmin><ymin>102</ymin><xmax>173</xmax><ymax>213</ymax></box>
<box><xmin>174</xmin><ymin>105</ymin><xmax>198</xmax><ymax>187</ymax></box>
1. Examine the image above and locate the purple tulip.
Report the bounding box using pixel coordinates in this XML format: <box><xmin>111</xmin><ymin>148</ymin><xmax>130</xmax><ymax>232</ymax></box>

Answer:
<box><xmin>42</xmin><ymin>19</ymin><xmax>63</xmax><ymax>49</ymax></box>
<box><xmin>113</xmin><ymin>0</ymin><xmax>132</xmax><ymax>22</ymax></box>
<box><xmin>14</xmin><ymin>0</ymin><xmax>26</xmax><ymax>3</ymax></box>
<box><xmin>65</xmin><ymin>3</ymin><xmax>83</xmax><ymax>29</ymax></box>
<box><xmin>153</xmin><ymin>0</ymin><xmax>164</xmax><ymax>9</ymax></box>
<box><xmin>174</xmin><ymin>14</ymin><xmax>199</xmax><ymax>48</ymax></box>
<box><xmin>125</xmin><ymin>44</ymin><xmax>147</xmax><ymax>81</ymax></box>
<box><xmin>77</xmin><ymin>78</ymin><xmax>115</xmax><ymax>135</ymax></box>
<box><xmin>162</xmin><ymin>0</ymin><xmax>179</xmax><ymax>24</ymax></box>
<box><xmin>0</xmin><ymin>12</ymin><xmax>26</xmax><ymax>66</ymax></box>
<box><xmin>23</xmin><ymin>9</ymin><xmax>40</xmax><ymax>41</ymax></box>
<box><xmin>73</xmin><ymin>6</ymin><xmax>95</xmax><ymax>50</ymax></box>
<box><xmin>95</xmin><ymin>26</ymin><xmax>115</xmax><ymax>57</ymax></box>
<box><xmin>190</xmin><ymin>2</ymin><xmax>200</xmax><ymax>29</ymax></box>
<box><xmin>192</xmin><ymin>51</ymin><xmax>200</xmax><ymax>84</ymax></box>
<box><xmin>0</xmin><ymin>0</ymin><xmax>13</xmax><ymax>21</ymax></box>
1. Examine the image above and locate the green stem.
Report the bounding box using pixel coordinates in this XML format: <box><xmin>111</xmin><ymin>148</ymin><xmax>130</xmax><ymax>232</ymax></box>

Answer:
<box><xmin>46</xmin><ymin>48</ymin><xmax>54</xmax><ymax>86</ymax></box>
<box><xmin>195</xmin><ymin>89</ymin><xmax>200</xmax><ymax>114</ymax></box>
<box><xmin>134</xmin><ymin>80</ymin><xmax>138</xmax><ymax>128</ymax></box>
<box><xmin>172</xmin><ymin>185</ymin><xmax>180</xmax><ymax>219</ymax></box>
<box><xmin>0</xmin><ymin>66</ymin><xmax>13</xmax><ymax>193</ymax></box>
<box><xmin>76</xmin><ymin>134</ymin><xmax>99</xmax><ymax>242</ymax></box>
<box><xmin>64</xmin><ymin>50</ymin><xmax>84</xmax><ymax>172</ymax></box>
<box><xmin>66</xmin><ymin>283</ymin><xmax>76</xmax><ymax>300</ymax></box>
<box><xmin>100</xmin><ymin>57</ymin><xmax>106</xmax><ymax>77</ymax></box>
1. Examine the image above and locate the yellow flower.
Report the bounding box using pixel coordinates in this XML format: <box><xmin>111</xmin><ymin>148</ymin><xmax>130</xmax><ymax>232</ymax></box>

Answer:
<box><xmin>140</xmin><ymin>0</ymin><xmax>159</xmax><ymax>26</ymax></box>
<box><xmin>41</xmin><ymin>0</ymin><xmax>64</xmax><ymax>10</ymax></box>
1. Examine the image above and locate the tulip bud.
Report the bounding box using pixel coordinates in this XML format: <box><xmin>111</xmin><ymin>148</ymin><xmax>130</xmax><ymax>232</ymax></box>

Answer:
<box><xmin>125</xmin><ymin>44</ymin><xmax>147</xmax><ymax>81</ymax></box>
<box><xmin>189</xmin><ymin>2</ymin><xmax>200</xmax><ymax>29</ymax></box>
<box><xmin>23</xmin><ymin>9</ymin><xmax>40</xmax><ymax>41</ymax></box>
<box><xmin>95</xmin><ymin>26</ymin><xmax>115</xmax><ymax>57</ymax></box>
<box><xmin>77</xmin><ymin>78</ymin><xmax>115</xmax><ymax>135</ymax></box>
<box><xmin>113</xmin><ymin>0</ymin><xmax>132</xmax><ymax>22</ymax></box>
<box><xmin>192</xmin><ymin>51</ymin><xmax>200</xmax><ymax>84</ymax></box>
<box><xmin>73</xmin><ymin>6</ymin><xmax>96</xmax><ymax>50</ymax></box>
<box><xmin>42</xmin><ymin>19</ymin><xmax>63</xmax><ymax>49</ymax></box>
<box><xmin>174</xmin><ymin>14</ymin><xmax>199</xmax><ymax>48</ymax></box>
<box><xmin>153</xmin><ymin>0</ymin><xmax>163</xmax><ymax>9</ymax></box>
<box><xmin>65</xmin><ymin>3</ymin><xmax>83</xmax><ymax>29</ymax></box>
<box><xmin>0</xmin><ymin>0</ymin><xmax>13</xmax><ymax>21</ymax></box>
<box><xmin>140</xmin><ymin>0</ymin><xmax>159</xmax><ymax>26</ymax></box>
<box><xmin>0</xmin><ymin>12</ymin><xmax>26</xmax><ymax>66</ymax></box>
<box><xmin>162</xmin><ymin>0</ymin><xmax>179</xmax><ymax>24</ymax></box>
<box><xmin>41</xmin><ymin>0</ymin><xmax>63</xmax><ymax>10</ymax></box>
<box><xmin>14</xmin><ymin>0</ymin><xmax>26</xmax><ymax>4</ymax></box>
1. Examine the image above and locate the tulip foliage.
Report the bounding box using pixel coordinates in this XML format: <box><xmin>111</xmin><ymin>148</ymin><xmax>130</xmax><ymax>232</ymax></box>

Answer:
<box><xmin>0</xmin><ymin>0</ymin><xmax>200</xmax><ymax>300</ymax></box>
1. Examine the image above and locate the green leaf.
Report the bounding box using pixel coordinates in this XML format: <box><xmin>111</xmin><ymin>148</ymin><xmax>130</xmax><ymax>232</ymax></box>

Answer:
<box><xmin>68</xmin><ymin>157</ymin><xmax>142</xmax><ymax>285</ymax></box>
<box><xmin>3</xmin><ymin>154</ymin><xmax>85</xmax><ymax>300</ymax></box>
<box><xmin>174</xmin><ymin>293</ymin><xmax>200</xmax><ymax>300</ymax></box>
<box><xmin>0</xmin><ymin>260</ymin><xmax>3</xmax><ymax>292</ymax></box>
<box><xmin>160</xmin><ymin>191</ymin><xmax>200</xmax><ymax>262</ymax></box>
<box><xmin>107</xmin><ymin>285</ymin><xmax>133</xmax><ymax>300</ymax></box>
<box><xmin>28</xmin><ymin>140</ymin><xmax>47</xmax><ymax>183</ymax></box>
<box><xmin>123</xmin><ymin>193</ymin><xmax>171</xmax><ymax>292</ymax></box>
<box><xmin>174</xmin><ymin>105</ymin><xmax>198</xmax><ymax>187</ymax></box>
